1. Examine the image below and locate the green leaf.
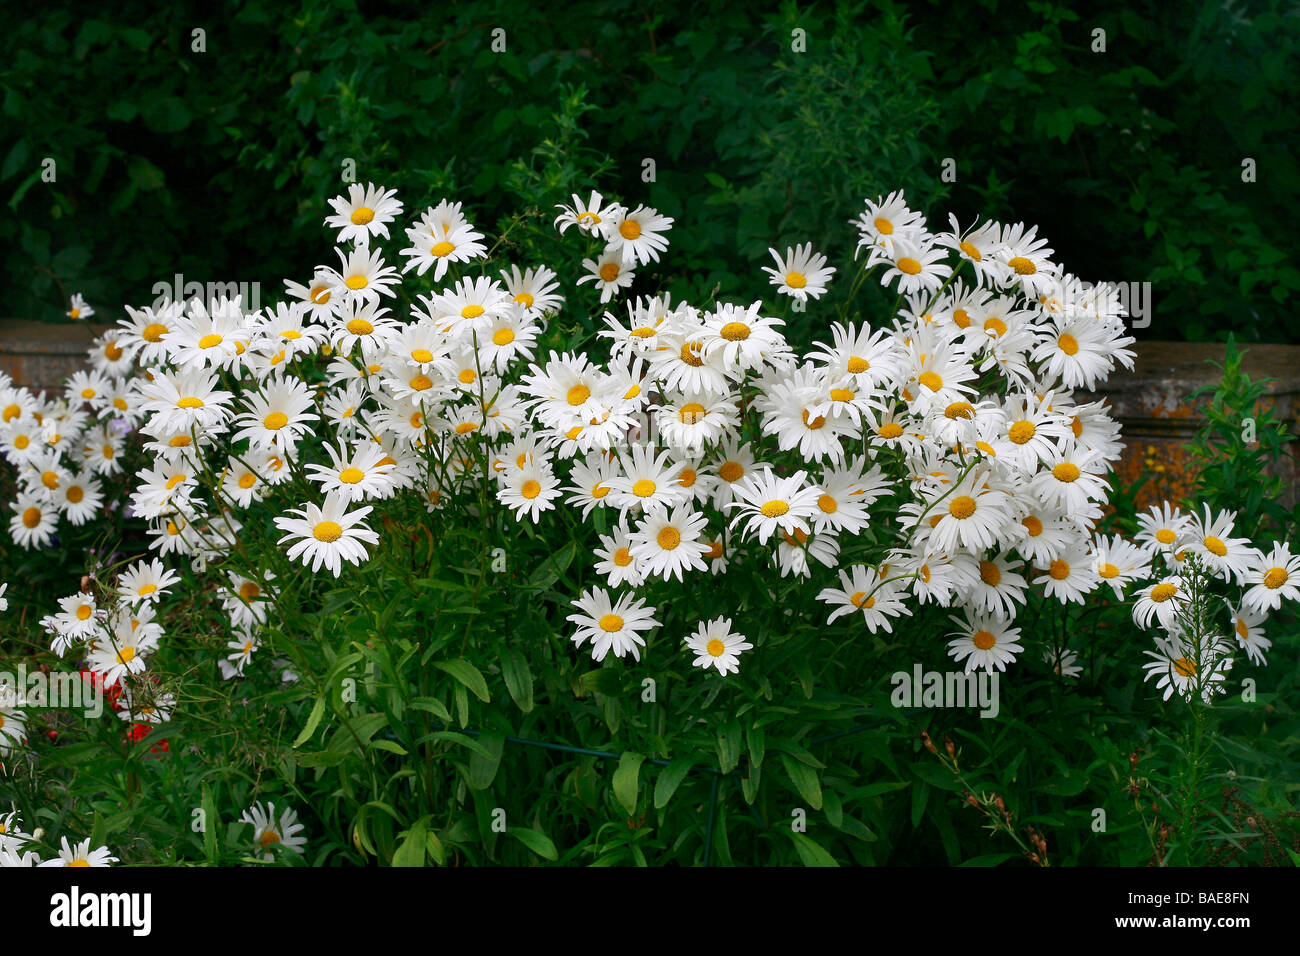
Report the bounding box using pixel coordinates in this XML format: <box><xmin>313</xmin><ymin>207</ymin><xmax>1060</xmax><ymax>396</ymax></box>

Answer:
<box><xmin>960</xmin><ymin>853</ymin><xmax>1017</xmax><ymax>867</ymax></box>
<box><xmin>509</xmin><ymin>826</ymin><xmax>558</xmax><ymax>861</ymax></box>
<box><xmin>201</xmin><ymin>784</ymin><xmax>219</xmax><ymax>863</ymax></box>
<box><xmin>654</xmin><ymin>757</ymin><xmax>696</xmax><ymax>809</ymax></box>
<box><xmin>369</xmin><ymin>739</ymin><xmax>408</xmax><ymax>756</ymax></box>
<box><xmin>467</xmin><ymin>732</ymin><xmax>505</xmax><ymax>790</ymax></box>
<box><xmin>780</xmin><ymin>753</ymin><xmax>823</xmax><ymax>810</ymax></box>
<box><xmin>613</xmin><ymin>751</ymin><xmax>645</xmax><ymax>816</ymax></box>
<box><xmin>393</xmin><ymin>817</ymin><xmax>429</xmax><ymax>867</ymax></box>
<box><xmin>501</xmin><ymin>648</ymin><xmax>534</xmax><ymax>712</ymax></box>
<box><xmin>293</xmin><ymin>695</ymin><xmax>327</xmax><ymax>747</ymax></box>
<box><xmin>789</xmin><ymin>833</ymin><xmax>839</xmax><ymax>867</ymax></box>
<box><xmin>434</xmin><ymin>658</ymin><xmax>490</xmax><ymax>703</ymax></box>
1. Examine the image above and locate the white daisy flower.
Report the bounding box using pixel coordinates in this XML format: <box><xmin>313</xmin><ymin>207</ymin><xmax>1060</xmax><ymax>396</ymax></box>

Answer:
<box><xmin>628</xmin><ymin>505</ymin><xmax>711</xmax><ymax>582</ymax></box>
<box><xmin>762</xmin><ymin>243</ymin><xmax>835</xmax><ymax>301</ymax></box>
<box><xmin>325</xmin><ymin>182</ymin><xmax>403</xmax><ymax>245</ymax></box>
<box><xmin>566</xmin><ymin>588</ymin><xmax>661</xmax><ymax>663</ymax></box>
<box><xmin>577</xmin><ymin>249</ymin><xmax>636</xmax><ymax>304</ymax></box>
<box><xmin>685</xmin><ymin>618</ymin><xmax>753</xmax><ymax>676</ymax></box>
<box><xmin>600</xmin><ymin>203</ymin><xmax>674</xmax><ymax>266</ymax></box>
<box><xmin>274</xmin><ymin>492</ymin><xmax>380</xmax><ymax>577</ymax></box>
<box><xmin>240</xmin><ymin>801</ymin><xmax>308</xmax><ymax>862</ymax></box>
<box><xmin>946</xmin><ymin>610</ymin><xmax>1024</xmax><ymax>674</ymax></box>
<box><xmin>726</xmin><ymin>466</ymin><xmax>822</xmax><ymax>545</ymax></box>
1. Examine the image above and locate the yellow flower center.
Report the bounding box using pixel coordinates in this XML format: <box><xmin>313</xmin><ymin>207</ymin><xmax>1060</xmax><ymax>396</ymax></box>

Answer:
<box><xmin>831</xmin><ymin>388</ymin><xmax>855</xmax><ymax>403</ymax></box>
<box><xmin>350</xmin><ymin>206</ymin><xmax>375</xmax><ymax>225</ymax></box>
<box><xmin>679</xmin><ymin>342</ymin><xmax>704</xmax><ymax>367</ymax></box>
<box><xmin>264</xmin><ymin>412</ymin><xmax>289</xmax><ymax>430</ymax></box>
<box><xmin>313</xmin><ymin>521</ymin><xmax>344</xmax><ymax>542</ymax></box>
<box><xmin>706</xmin><ymin>638</ymin><xmax>727</xmax><ymax>656</ymax></box>
<box><xmin>678</xmin><ymin>402</ymin><xmax>707</xmax><ymax>424</ymax></box>
<box><xmin>514</xmin><ymin>292</ymin><xmax>534</xmax><ymax>308</ymax></box>
<box><xmin>138</xmin><ymin>583</ymin><xmax>158</xmax><ymax>596</ymax></box>
<box><xmin>948</xmin><ymin>495</ymin><xmax>976</xmax><ymax>519</ymax></box>
<box><xmin>1150</xmin><ymin>583</ymin><xmax>1178</xmax><ymax>603</ymax></box>
<box><xmin>785</xmin><ymin>272</ymin><xmax>807</xmax><ymax>289</ymax></box>
<box><xmin>345</xmin><ymin>275</ymin><xmax>369</xmax><ymax>290</ymax></box>
<box><xmin>339</xmin><ymin>467</ymin><xmax>365</xmax><ymax>485</ymax></box>
<box><xmin>1008</xmin><ymin>420</ymin><xmax>1036</xmax><ymax>444</ymax></box>
<box><xmin>238</xmin><ymin>473</ymin><xmax>257</xmax><ymax>489</ymax></box>
<box><xmin>1155</xmin><ymin>529</ymin><xmax>1177</xmax><ymax>545</ymax></box>
<box><xmin>1099</xmin><ymin>562</ymin><xmax>1120</xmax><ymax>579</ymax></box>
<box><xmin>1173</xmin><ymin>657</ymin><xmax>1197</xmax><ymax>679</ymax></box>
<box><xmin>614</xmin><ymin>547</ymin><xmax>633</xmax><ymax>567</ymax></box>
<box><xmin>972</xmin><ymin>630</ymin><xmax>996</xmax><ymax>650</ymax></box>
<box><xmin>945</xmin><ymin>401</ymin><xmax>974</xmax><ymax>419</ymax></box>
<box><xmin>958</xmin><ymin>241</ymin><xmax>982</xmax><ymax>261</ymax></box>
<box><xmin>897</xmin><ymin>257</ymin><xmax>922</xmax><ymax>275</ymax></box>
<box><xmin>461</xmin><ymin>304</ymin><xmax>485</xmax><ymax>320</ymax></box>
<box><xmin>347</xmin><ymin>318</ymin><xmax>374</xmax><ymax>335</ymax></box>
<box><xmin>719</xmin><ymin>462</ymin><xmax>743</xmax><ymax>483</ymax></box>
<box><xmin>817</xmin><ymin>494</ymin><xmax>838</xmax><ymax>514</ymax></box>
<box><xmin>598</xmin><ymin>614</ymin><xmax>624</xmax><ymax>633</ymax></box>
<box><xmin>22</xmin><ymin>507</ymin><xmax>40</xmax><ymax>528</ymax></box>
<box><xmin>410</xmin><ymin>374</ymin><xmax>433</xmax><ymax>391</ymax></box>
<box><xmin>259</xmin><ymin>829</ymin><xmax>282</xmax><ymax>848</ymax></box>
<box><xmin>656</xmin><ymin>527</ymin><xmax>681</xmax><ymax>550</ymax></box>
<box><xmin>1007</xmin><ymin>256</ymin><xmax>1036</xmax><ymax>275</ymax></box>
<box><xmin>240</xmin><ymin>582</ymin><xmax>261</xmax><ymax>600</ymax></box>
<box><xmin>632</xmin><ymin>479</ymin><xmax>656</xmax><ymax>498</ymax></box>
<box><xmin>619</xmin><ymin>219</ymin><xmax>642</xmax><ymax>240</ymax></box>
<box><xmin>599</xmin><ymin>263</ymin><xmax>620</xmax><ymax>282</ymax></box>
<box><xmin>198</xmin><ymin>333</ymin><xmax>223</xmax><ymax>349</ymax></box>
<box><xmin>1022</xmin><ymin>515</ymin><xmax>1043</xmax><ymax>537</ymax></box>
<box><xmin>310</xmin><ymin>285</ymin><xmax>331</xmax><ymax>304</ymax></box>
<box><xmin>521</xmin><ymin>480</ymin><xmax>541</xmax><ymax>500</ymax></box>
<box><xmin>873</xmin><ymin>217</ymin><xmax>893</xmax><ymax>235</ymax></box>
<box><xmin>1049</xmin><ymin>560</ymin><xmax>1070</xmax><ymax>580</ymax></box>
<box><xmin>801</xmin><ymin>409</ymin><xmax>826</xmax><ymax>430</ymax></box>
<box><xmin>918</xmin><ymin>371</ymin><xmax>943</xmax><ymax>391</ymax></box>
<box><xmin>1058</xmin><ymin>333</ymin><xmax>1079</xmax><ymax>356</ymax></box>
<box><xmin>42</xmin><ymin>471</ymin><xmax>60</xmax><ymax>489</ymax></box>
<box><xmin>142</xmin><ymin>323</ymin><xmax>168</xmax><ymax>342</ymax></box>
<box><xmin>1264</xmin><ymin>567</ymin><xmax>1289</xmax><ymax>589</ymax></box>
<box><xmin>761</xmin><ymin>500</ymin><xmax>789</xmax><ymax>518</ymax></box>
<box><xmin>431</xmin><ymin>240</ymin><xmax>455</xmax><ymax>257</ymax></box>
<box><xmin>720</xmin><ymin>321</ymin><xmax>751</xmax><ymax>341</ymax></box>
<box><xmin>979</xmin><ymin>561</ymin><xmax>1001</xmax><ymax>586</ymax></box>
<box><xmin>846</xmin><ymin>356</ymin><xmax>869</xmax><ymax>374</ymax></box>
<box><xmin>117</xmin><ymin>646</ymin><xmax>136</xmax><ymax>664</ymax></box>
<box><xmin>952</xmin><ymin>308</ymin><xmax>971</xmax><ymax>328</ymax></box>
<box><xmin>984</xmin><ymin>317</ymin><xmax>1007</xmax><ymax>337</ymax></box>
<box><xmin>77</xmin><ymin>604</ymin><xmax>93</xmax><ymax>620</ymax></box>
<box><xmin>630</xmin><ymin>326</ymin><xmax>656</xmax><ymax>338</ymax></box>
<box><xmin>567</xmin><ymin>384</ymin><xmax>591</xmax><ymax>406</ymax></box>
<box><xmin>1203</xmin><ymin>536</ymin><xmax>1228</xmax><ymax>557</ymax></box>
<box><xmin>493</xmin><ymin>328</ymin><xmax>515</xmax><ymax>346</ymax></box>
<box><xmin>1052</xmin><ymin>462</ymin><xmax>1080</xmax><ymax>482</ymax></box>
<box><xmin>877</xmin><ymin>423</ymin><xmax>904</xmax><ymax>439</ymax></box>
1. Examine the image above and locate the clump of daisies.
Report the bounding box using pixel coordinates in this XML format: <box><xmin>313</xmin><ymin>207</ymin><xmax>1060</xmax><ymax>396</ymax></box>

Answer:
<box><xmin>0</xmin><ymin>809</ymin><xmax>117</xmax><ymax>867</ymax></box>
<box><xmin>4</xmin><ymin>178</ymin><xmax>1294</xmax><ymax>705</ymax></box>
<box><xmin>1128</xmin><ymin>505</ymin><xmax>1300</xmax><ymax>703</ymax></box>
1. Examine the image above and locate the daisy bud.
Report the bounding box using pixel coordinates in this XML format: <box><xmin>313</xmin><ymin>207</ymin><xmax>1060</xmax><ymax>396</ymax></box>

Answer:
<box><xmin>920</xmin><ymin>729</ymin><xmax>937</xmax><ymax>754</ymax></box>
<box><xmin>993</xmin><ymin>794</ymin><xmax>1006</xmax><ymax>813</ymax></box>
<box><xmin>966</xmin><ymin>793</ymin><xmax>980</xmax><ymax>808</ymax></box>
<box><xmin>1029</xmin><ymin>852</ymin><xmax>1040</xmax><ymax>865</ymax></box>
<box><xmin>944</xmin><ymin>735</ymin><xmax>955</xmax><ymax>758</ymax></box>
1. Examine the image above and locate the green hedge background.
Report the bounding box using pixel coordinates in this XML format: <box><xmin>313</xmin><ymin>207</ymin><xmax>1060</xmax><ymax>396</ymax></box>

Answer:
<box><xmin>4</xmin><ymin>0</ymin><xmax>1297</xmax><ymax>341</ymax></box>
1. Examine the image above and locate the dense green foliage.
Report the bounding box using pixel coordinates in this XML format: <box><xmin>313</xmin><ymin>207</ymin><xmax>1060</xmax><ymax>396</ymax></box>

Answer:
<box><xmin>4</xmin><ymin>0</ymin><xmax>1297</xmax><ymax>340</ymax></box>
